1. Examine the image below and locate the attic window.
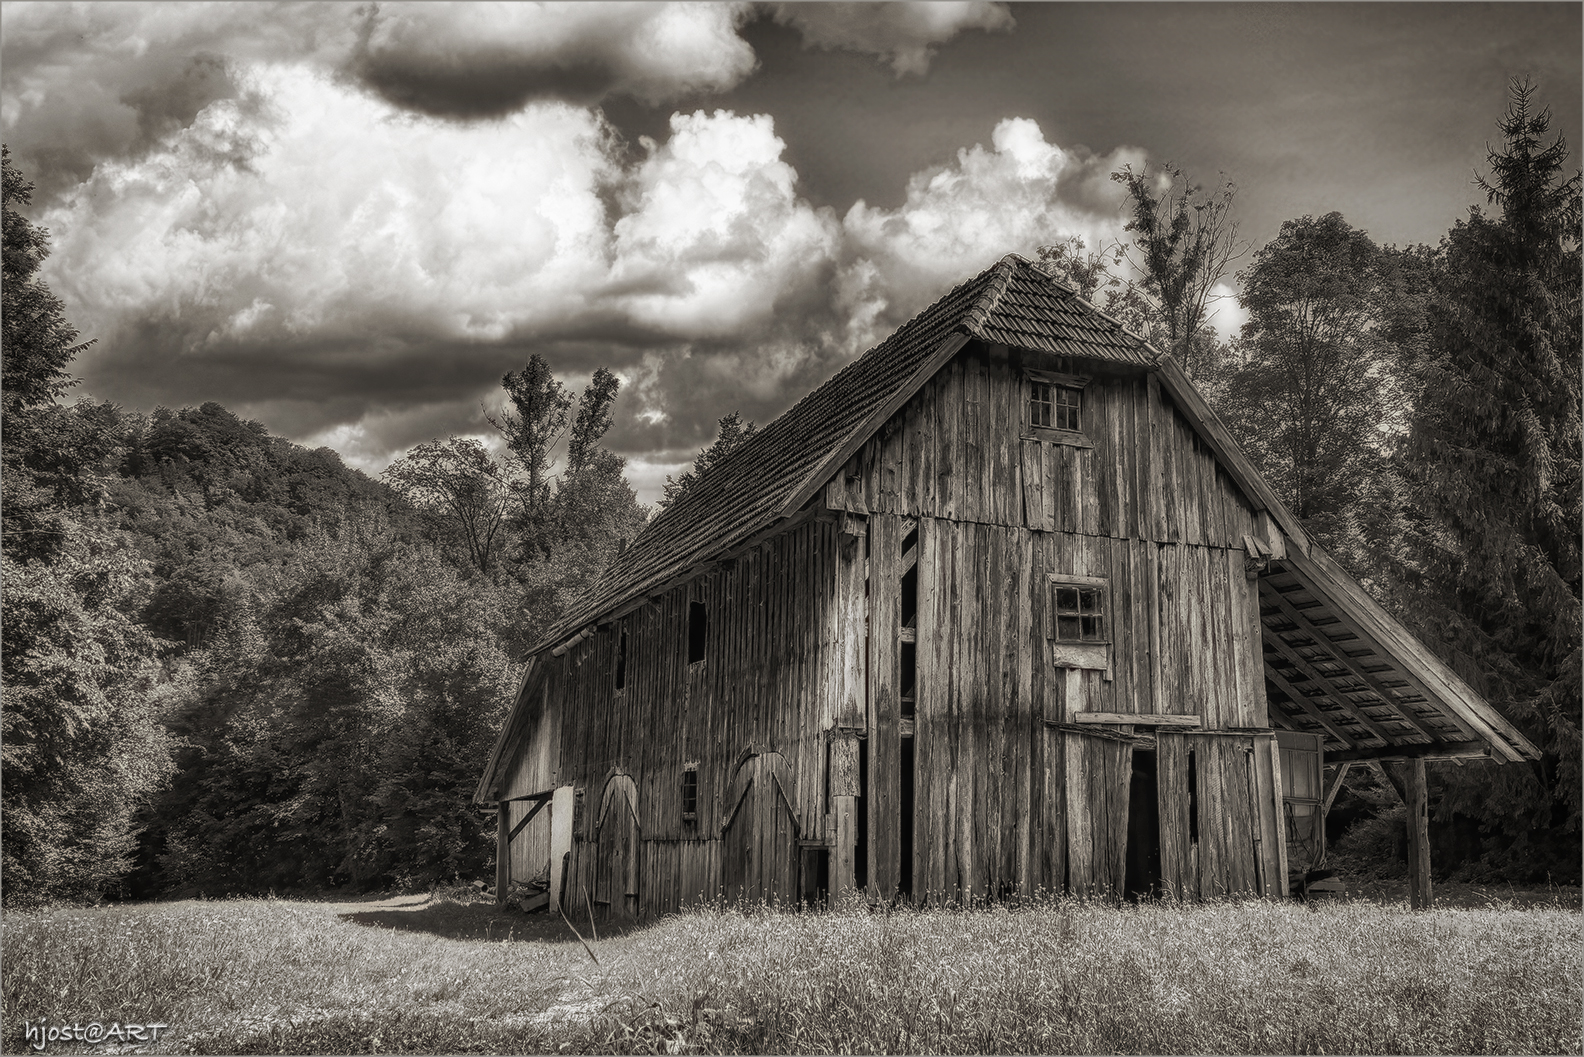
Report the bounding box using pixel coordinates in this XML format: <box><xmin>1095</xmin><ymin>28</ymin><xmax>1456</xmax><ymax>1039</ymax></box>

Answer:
<box><xmin>615</xmin><ymin>629</ymin><xmax>627</xmax><ymax>690</ymax></box>
<box><xmin>688</xmin><ymin>601</ymin><xmax>708</xmax><ymax>664</ymax></box>
<box><xmin>1032</xmin><ymin>381</ymin><xmax>1082</xmax><ymax>431</ymax></box>
<box><xmin>1025</xmin><ymin>369</ymin><xmax>1092</xmax><ymax>446</ymax></box>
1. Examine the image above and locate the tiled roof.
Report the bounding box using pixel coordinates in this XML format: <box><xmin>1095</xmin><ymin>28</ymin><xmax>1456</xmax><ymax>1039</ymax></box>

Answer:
<box><xmin>535</xmin><ymin>254</ymin><xmax>1154</xmax><ymax>650</ymax></box>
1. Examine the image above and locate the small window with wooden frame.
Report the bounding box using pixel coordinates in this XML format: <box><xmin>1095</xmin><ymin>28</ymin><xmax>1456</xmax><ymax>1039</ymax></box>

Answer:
<box><xmin>681</xmin><ymin>762</ymin><xmax>699</xmax><ymax>824</ymax></box>
<box><xmin>1025</xmin><ymin>368</ymin><xmax>1092</xmax><ymax>448</ymax></box>
<box><xmin>1047</xmin><ymin>573</ymin><xmax>1112</xmax><ymax>678</ymax></box>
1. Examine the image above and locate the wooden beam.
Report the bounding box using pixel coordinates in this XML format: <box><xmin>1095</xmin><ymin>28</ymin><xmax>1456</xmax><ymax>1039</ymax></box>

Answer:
<box><xmin>1258</xmin><ymin>610</ymin><xmax>1404</xmax><ymax>747</ymax></box>
<box><xmin>1260</xmin><ymin>582</ymin><xmax>1446</xmax><ymax>745</ymax></box>
<box><xmin>777</xmin><ymin>331</ymin><xmax>972</xmax><ymax>520</ymax></box>
<box><xmin>1262</xmin><ymin>664</ymin><xmax>1358</xmax><ymax>749</ymax></box>
<box><xmin>1320</xmin><ymin>762</ymin><xmax>1352</xmax><ymax>815</ymax></box>
<box><xmin>498</xmin><ymin>789</ymin><xmax>556</xmax><ymax>804</ymax></box>
<box><xmin>508</xmin><ymin>795</ymin><xmax>550</xmax><ymax>842</ymax></box>
<box><xmin>1072</xmin><ymin>712</ymin><xmax>1202</xmax><ymax>728</ymax></box>
<box><xmin>1329</xmin><ymin>741</ymin><xmax>1489</xmax><ymax>764</ymax></box>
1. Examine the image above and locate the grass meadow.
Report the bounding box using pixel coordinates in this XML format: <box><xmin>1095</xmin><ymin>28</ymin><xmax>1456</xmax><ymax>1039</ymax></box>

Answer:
<box><xmin>2</xmin><ymin>889</ymin><xmax>1579</xmax><ymax>1055</ymax></box>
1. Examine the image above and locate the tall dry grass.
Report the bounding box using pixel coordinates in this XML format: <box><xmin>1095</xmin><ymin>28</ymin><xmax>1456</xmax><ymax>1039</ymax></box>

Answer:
<box><xmin>2</xmin><ymin>891</ymin><xmax>1578</xmax><ymax>1054</ymax></box>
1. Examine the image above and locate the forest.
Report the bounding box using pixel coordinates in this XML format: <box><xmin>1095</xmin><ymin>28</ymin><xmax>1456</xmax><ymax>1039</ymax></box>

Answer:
<box><xmin>2</xmin><ymin>82</ymin><xmax>1578</xmax><ymax>907</ymax></box>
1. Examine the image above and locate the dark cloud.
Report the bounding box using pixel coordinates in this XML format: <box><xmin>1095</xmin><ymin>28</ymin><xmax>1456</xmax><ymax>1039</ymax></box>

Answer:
<box><xmin>339</xmin><ymin>3</ymin><xmax>757</xmax><ymax>120</ymax></box>
<box><xmin>351</xmin><ymin>51</ymin><xmax>623</xmax><ymax>119</ymax></box>
<box><xmin>120</xmin><ymin>54</ymin><xmax>241</xmax><ymax>155</ymax></box>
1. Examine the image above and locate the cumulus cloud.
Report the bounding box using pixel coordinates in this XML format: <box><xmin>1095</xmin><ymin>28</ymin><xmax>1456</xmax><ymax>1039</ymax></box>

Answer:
<box><xmin>0</xmin><ymin>2</ymin><xmax>760</xmax><ymax>206</ymax></box>
<box><xmin>7</xmin><ymin>4</ymin><xmax>1150</xmax><ymax>500</ymax></box>
<box><xmin>770</xmin><ymin>1</ymin><xmax>1014</xmax><ymax>76</ymax></box>
<box><xmin>608</xmin><ymin>110</ymin><xmax>840</xmax><ymax>339</ymax></box>
<box><xmin>839</xmin><ymin>117</ymin><xmax>1145</xmax><ymax>348</ymax></box>
<box><xmin>31</xmin><ymin>57</ymin><xmax>851</xmax><ymax>472</ymax></box>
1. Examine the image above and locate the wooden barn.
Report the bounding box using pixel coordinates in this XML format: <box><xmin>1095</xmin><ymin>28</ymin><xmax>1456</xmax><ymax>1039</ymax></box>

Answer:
<box><xmin>474</xmin><ymin>254</ymin><xmax>1538</xmax><ymax>920</ymax></box>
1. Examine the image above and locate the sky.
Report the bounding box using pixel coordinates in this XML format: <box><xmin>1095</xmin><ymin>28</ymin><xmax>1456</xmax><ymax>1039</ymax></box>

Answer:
<box><xmin>3</xmin><ymin>2</ymin><xmax>1579</xmax><ymax>503</ymax></box>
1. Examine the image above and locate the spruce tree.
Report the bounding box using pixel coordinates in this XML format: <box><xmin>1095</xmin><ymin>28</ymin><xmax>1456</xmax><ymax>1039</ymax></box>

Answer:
<box><xmin>1403</xmin><ymin>80</ymin><xmax>1582</xmax><ymax>874</ymax></box>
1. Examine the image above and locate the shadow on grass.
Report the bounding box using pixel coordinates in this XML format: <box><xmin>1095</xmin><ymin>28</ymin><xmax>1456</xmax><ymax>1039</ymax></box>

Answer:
<box><xmin>338</xmin><ymin>899</ymin><xmax>654</xmax><ymax>945</ymax></box>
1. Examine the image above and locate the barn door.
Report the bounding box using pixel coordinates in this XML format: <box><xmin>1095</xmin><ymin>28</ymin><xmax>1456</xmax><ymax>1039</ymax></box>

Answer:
<box><xmin>593</xmin><ymin>774</ymin><xmax>640</xmax><ymax>922</ymax></box>
<box><xmin>1061</xmin><ymin>732</ymin><xmax>1133</xmax><ymax>897</ymax></box>
<box><xmin>720</xmin><ymin>752</ymin><xmax>800</xmax><ymax>905</ymax></box>
<box><xmin>1157</xmin><ymin>733</ymin><xmax>1277</xmax><ymax>899</ymax></box>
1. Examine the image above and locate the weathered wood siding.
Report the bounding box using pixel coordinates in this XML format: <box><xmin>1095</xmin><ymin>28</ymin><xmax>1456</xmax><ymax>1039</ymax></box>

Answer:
<box><xmin>499</xmin><ymin>517</ymin><xmax>837</xmax><ymax>917</ymax></box>
<box><xmin>844</xmin><ymin>342</ymin><xmax>1274</xmax><ymax>900</ymax></box>
<box><xmin>497</xmin><ymin>339</ymin><xmax>1282</xmax><ymax>911</ymax></box>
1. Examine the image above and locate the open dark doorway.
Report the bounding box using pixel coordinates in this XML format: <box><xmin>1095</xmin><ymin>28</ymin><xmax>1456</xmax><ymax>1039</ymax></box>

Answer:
<box><xmin>1124</xmin><ymin>749</ymin><xmax>1163</xmax><ymax>901</ymax></box>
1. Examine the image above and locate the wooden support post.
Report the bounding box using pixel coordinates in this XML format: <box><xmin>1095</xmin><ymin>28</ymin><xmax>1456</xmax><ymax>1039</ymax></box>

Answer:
<box><xmin>1381</xmin><ymin>760</ymin><xmax>1432</xmax><ymax>909</ymax></box>
<box><xmin>833</xmin><ymin>796</ymin><xmax>857</xmax><ymax>904</ymax></box>
<box><xmin>829</xmin><ymin>731</ymin><xmax>861</xmax><ymax>904</ymax></box>
<box><xmin>496</xmin><ymin>804</ymin><xmax>510</xmax><ymax>906</ymax></box>
<box><xmin>1406</xmin><ymin>758</ymin><xmax>1432</xmax><ymax>910</ymax></box>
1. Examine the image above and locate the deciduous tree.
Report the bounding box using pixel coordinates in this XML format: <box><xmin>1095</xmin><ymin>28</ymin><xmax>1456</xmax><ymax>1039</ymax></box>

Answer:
<box><xmin>1216</xmin><ymin>213</ymin><xmax>1407</xmax><ymax>558</ymax></box>
<box><xmin>382</xmin><ymin>439</ymin><xmax>513</xmax><ymax>575</ymax></box>
<box><xmin>1111</xmin><ymin>163</ymin><xmax>1245</xmax><ymax>375</ymax></box>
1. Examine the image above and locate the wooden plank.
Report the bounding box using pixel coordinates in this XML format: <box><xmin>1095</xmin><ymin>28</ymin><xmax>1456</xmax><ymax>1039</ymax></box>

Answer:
<box><xmin>922</xmin><ymin>517</ymin><xmax>951</xmax><ymax>901</ymax></box>
<box><xmin>1194</xmin><ymin>737</ymin><xmax>1227</xmax><ymax>897</ymax></box>
<box><xmin>869</xmin><ymin>514</ymin><xmax>902</xmax><ymax>899</ymax></box>
<box><xmin>1223</xmin><ymin>738</ymin><xmax>1258</xmax><ymax>895</ymax></box>
<box><xmin>1021</xmin><ymin>440</ymin><xmax>1051</xmax><ymax>531</ymax></box>
<box><xmin>1015</xmin><ymin>527</ymin><xmax>1034</xmax><ymax>895</ymax></box>
<box><xmin>943</xmin><ymin>358</ymin><xmax>963</xmax><ymax>522</ymax></box>
<box><xmin>1156</xmin><ymin>732</ymin><xmax>1192</xmax><ymax>899</ymax></box>
<box><xmin>1250</xmin><ymin>734</ymin><xmax>1283</xmax><ymax>898</ymax></box>
<box><xmin>958</xmin><ymin>524</ymin><xmax>982</xmax><ymax>899</ymax></box>
<box><xmin>1240</xmin><ymin>552</ymin><xmax>1268</xmax><ymax>728</ymax></box>
<box><xmin>1073</xmin><ymin>712</ymin><xmax>1202</xmax><ymax>727</ymax></box>
<box><xmin>495</xmin><ymin>806</ymin><xmax>511</xmax><ymax>905</ymax></box>
<box><xmin>1146</xmin><ymin>373</ymin><xmax>1174</xmax><ymax>543</ymax></box>
<box><xmin>994</xmin><ymin>526</ymin><xmax>1018</xmax><ymax>893</ymax></box>
<box><xmin>1063</xmin><ymin>730</ymin><xmax>1092</xmax><ymax>893</ymax></box>
<box><xmin>1176</xmin><ymin>415</ymin><xmax>1203</xmax><ymax>547</ymax></box>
